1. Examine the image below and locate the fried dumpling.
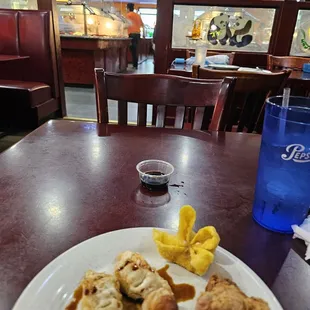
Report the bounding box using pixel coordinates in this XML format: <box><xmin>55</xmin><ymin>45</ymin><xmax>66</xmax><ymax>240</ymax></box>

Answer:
<box><xmin>115</xmin><ymin>252</ymin><xmax>178</xmax><ymax>309</ymax></box>
<box><xmin>80</xmin><ymin>270</ymin><xmax>123</xmax><ymax>310</ymax></box>
<box><xmin>195</xmin><ymin>275</ymin><xmax>269</xmax><ymax>310</ymax></box>
<box><xmin>141</xmin><ymin>288</ymin><xmax>178</xmax><ymax>310</ymax></box>
<box><xmin>114</xmin><ymin>251</ymin><xmax>172</xmax><ymax>300</ymax></box>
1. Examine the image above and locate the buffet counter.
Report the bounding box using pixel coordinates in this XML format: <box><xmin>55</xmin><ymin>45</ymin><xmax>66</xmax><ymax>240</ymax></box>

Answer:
<box><xmin>61</xmin><ymin>35</ymin><xmax>131</xmax><ymax>85</ymax></box>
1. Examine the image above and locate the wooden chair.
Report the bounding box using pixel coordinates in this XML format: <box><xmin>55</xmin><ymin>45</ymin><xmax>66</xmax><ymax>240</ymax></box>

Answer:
<box><xmin>267</xmin><ymin>55</ymin><xmax>310</xmax><ymax>96</ymax></box>
<box><xmin>94</xmin><ymin>68</ymin><xmax>236</xmax><ymax>131</ymax></box>
<box><xmin>192</xmin><ymin>65</ymin><xmax>291</xmax><ymax>133</ymax></box>
<box><xmin>267</xmin><ymin>55</ymin><xmax>310</xmax><ymax>71</ymax></box>
<box><xmin>186</xmin><ymin>50</ymin><xmax>235</xmax><ymax>65</ymax></box>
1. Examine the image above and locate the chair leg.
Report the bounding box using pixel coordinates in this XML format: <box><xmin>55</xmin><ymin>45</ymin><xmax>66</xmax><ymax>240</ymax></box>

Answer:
<box><xmin>237</xmin><ymin>96</ymin><xmax>249</xmax><ymax>132</ymax></box>
<box><xmin>246</xmin><ymin>93</ymin><xmax>266</xmax><ymax>133</ymax></box>
<box><xmin>152</xmin><ymin>105</ymin><xmax>157</xmax><ymax>126</ymax></box>
<box><xmin>254</xmin><ymin>103</ymin><xmax>266</xmax><ymax>134</ymax></box>
<box><xmin>226</xmin><ymin>93</ymin><xmax>240</xmax><ymax>132</ymax></box>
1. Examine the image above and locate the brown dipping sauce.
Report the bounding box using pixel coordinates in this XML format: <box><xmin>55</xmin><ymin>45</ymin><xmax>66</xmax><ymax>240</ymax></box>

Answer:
<box><xmin>145</xmin><ymin>171</ymin><xmax>164</xmax><ymax>176</ymax></box>
<box><xmin>141</xmin><ymin>171</ymin><xmax>168</xmax><ymax>191</ymax></box>
<box><xmin>157</xmin><ymin>264</ymin><xmax>195</xmax><ymax>303</ymax></box>
<box><xmin>65</xmin><ymin>285</ymin><xmax>83</xmax><ymax>310</ymax></box>
<box><xmin>65</xmin><ymin>265</ymin><xmax>195</xmax><ymax>309</ymax></box>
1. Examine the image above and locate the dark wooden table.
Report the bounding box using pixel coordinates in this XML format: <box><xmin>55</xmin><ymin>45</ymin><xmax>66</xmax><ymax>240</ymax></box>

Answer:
<box><xmin>281</xmin><ymin>70</ymin><xmax>310</xmax><ymax>91</ymax></box>
<box><xmin>169</xmin><ymin>64</ymin><xmax>310</xmax><ymax>85</ymax></box>
<box><xmin>0</xmin><ymin>54</ymin><xmax>30</xmax><ymax>62</ymax></box>
<box><xmin>0</xmin><ymin>120</ymin><xmax>309</xmax><ymax>310</ymax></box>
<box><xmin>288</xmin><ymin>70</ymin><xmax>310</xmax><ymax>82</ymax></box>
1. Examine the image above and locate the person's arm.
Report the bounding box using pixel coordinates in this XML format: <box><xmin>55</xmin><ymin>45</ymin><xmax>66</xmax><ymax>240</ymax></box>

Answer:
<box><xmin>139</xmin><ymin>15</ymin><xmax>145</xmax><ymax>37</ymax></box>
<box><xmin>139</xmin><ymin>15</ymin><xmax>144</xmax><ymax>28</ymax></box>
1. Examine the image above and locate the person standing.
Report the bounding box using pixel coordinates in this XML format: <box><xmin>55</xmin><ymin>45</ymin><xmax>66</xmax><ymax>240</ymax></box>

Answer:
<box><xmin>126</xmin><ymin>3</ymin><xmax>144</xmax><ymax>69</ymax></box>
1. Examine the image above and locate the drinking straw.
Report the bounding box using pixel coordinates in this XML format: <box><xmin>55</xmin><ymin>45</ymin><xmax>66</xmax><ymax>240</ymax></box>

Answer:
<box><xmin>279</xmin><ymin>88</ymin><xmax>290</xmax><ymax>137</ymax></box>
<box><xmin>282</xmin><ymin>88</ymin><xmax>290</xmax><ymax>108</ymax></box>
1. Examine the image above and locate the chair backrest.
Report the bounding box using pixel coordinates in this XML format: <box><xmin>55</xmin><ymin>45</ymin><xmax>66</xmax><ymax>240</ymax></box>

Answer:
<box><xmin>192</xmin><ymin>65</ymin><xmax>291</xmax><ymax>133</ymax></box>
<box><xmin>186</xmin><ymin>50</ymin><xmax>235</xmax><ymax>65</ymax></box>
<box><xmin>267</xmin><ymin>55</ymin><xmax>310</xmax><ymax>71</ymax></box>
<box><xmin>94</xmin><ymin>68</ymin><xmax>236</xmax><ymax>131</ymax></box>
<box><xmin>0</xmin><ymin>9</ymin><xmax>59</xmax><ymax>99</ymax></box>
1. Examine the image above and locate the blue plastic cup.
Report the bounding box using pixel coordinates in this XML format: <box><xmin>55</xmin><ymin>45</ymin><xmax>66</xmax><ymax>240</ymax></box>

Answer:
<box><xmin>253</xmin><ymin>96</ymin><xmax>310</xmax><ymax>233</ymax></box>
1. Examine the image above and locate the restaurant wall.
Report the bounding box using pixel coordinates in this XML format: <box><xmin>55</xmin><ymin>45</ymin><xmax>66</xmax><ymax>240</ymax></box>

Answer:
<box><xmin>155</xmin><ymin>0</ymin><xmax>310</xmax><ymax>73</ymax></box>
<box><xmin>113</xmin><ymin>2</ymin><xmax>156</xmax><ymax>14</ymax></box>
<box><xmin>87</xmin><ymin>1</ymin><xmax>156</xmax><ymax>15</ymax></box>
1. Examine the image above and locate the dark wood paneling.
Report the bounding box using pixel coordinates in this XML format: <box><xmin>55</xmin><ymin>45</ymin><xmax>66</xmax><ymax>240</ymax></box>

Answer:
<box><xmin>94</xmin><ymin>50</ymin><xmax>105</xmax><ymax>69</ymax></box>
<box><xmin>119</xmin><ymin>46</ymin><xmax>128</xmax><ymax>72</ymax></box>
<box><xmin>62</xmin><ymin>50</ymin><xmax>95</xmax><ymax>84</ymax></box>
<box><xmin>273</xmin><ymin>3</ymin><xmax>298</xmax><ymax>56</ymax></box>
<box><xmin>155</xmin><ymin>0</ymin><xmax>174</xmax><ymax>73</ymax></box>
<box><xmin>267</xmin><ymin>2</ymin><xmax>282</xmax><ymax>55</ymax></box>
<box><xmin>61</xmin><ymin>37</ymin><xmax>131</xmax><ymax>85</ymax></box>
<box><xmin>231</xmin><ymin>53</ymin><xmax>269</xmax><ymax>68</ymax></box>
<box><xmin>37</xmin><ymin>0</ymin><xmax>67</xmax><ymax>116</ymax></box>
<box><xmin>105</xmin><ymin>47</ymin><xmax>120</xmax><ymax>73</ymax></box>
<box><xmin>61</xmin><ymin>37</ymin><xmax>131</xmax><ymax>50</ymax></box>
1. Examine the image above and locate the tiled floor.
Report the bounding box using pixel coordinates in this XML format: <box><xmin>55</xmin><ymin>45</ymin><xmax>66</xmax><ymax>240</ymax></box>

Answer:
<box><xmin>65</xmin><ymin>59</ymin><xmax>155</xmax><ymax>122</ymax></box>
<box><xmin>0</xmin><ymin>130</ymin><xmax>31</xmax><ymax>153</ymax></box>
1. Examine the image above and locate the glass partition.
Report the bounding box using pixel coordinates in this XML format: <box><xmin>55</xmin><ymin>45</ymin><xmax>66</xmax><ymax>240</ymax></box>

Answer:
<box><xmin>290</xmin><ymin>9</ymin><xmax>310</xmax><ymax>57</ymax></box>
<box><xmin>172</xmin><ymin>5</ymin><xmax>276</xmax><ymax>53</ymax></box>
<box><xmin>0</xmin><ymin>0</ymin><xmax>38</xmax><ymax>9</ymax></box>
<box><xmin>140</xmin><ymin>8</ymin><xmax>157</xmax><ymax>38</ymax></box>
<box><xmin>58</xmin><ymin>2</ymin><xmax>128</xmax><ymax>37</ymax></box>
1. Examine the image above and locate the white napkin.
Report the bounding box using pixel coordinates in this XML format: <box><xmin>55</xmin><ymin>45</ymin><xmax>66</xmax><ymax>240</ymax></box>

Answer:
<box><xmin>292</xmin><ymin>215</ymin><xmax>310</xmax><ymax>260</ymax></box>
<box><xmin>237</xmin><ymin>67</ymin><xmax>272</xmax><ymax>74</ymax></box>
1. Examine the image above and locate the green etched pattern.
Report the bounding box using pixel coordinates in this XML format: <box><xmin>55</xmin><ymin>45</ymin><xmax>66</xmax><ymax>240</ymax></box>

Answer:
<box><xmin>300</xmin><ymin>29</ymin><xmax>310</xmax><ymax>50</ymax></box>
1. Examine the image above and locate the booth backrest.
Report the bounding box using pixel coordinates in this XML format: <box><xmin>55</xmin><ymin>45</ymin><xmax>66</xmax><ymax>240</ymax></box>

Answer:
<box><xmin>0</xmin><ymin>9</ymin><xmax>59</xmax><ymax>98</ymax></box>
<box><xmin>0</xmin><ymin>11</ymin><xmax>19</xmax><ymax>55</ymax></box>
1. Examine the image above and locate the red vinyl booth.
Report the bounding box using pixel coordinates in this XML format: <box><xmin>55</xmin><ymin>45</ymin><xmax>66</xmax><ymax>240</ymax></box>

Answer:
<box><xmin>0</xmin><ymin>9</ymin><xmax>60</xmax><ymax>129</ymax></box>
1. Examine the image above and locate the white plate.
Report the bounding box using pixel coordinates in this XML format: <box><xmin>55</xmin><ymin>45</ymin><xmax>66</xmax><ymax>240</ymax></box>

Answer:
<box><xmin>13</xmin><ymin>228</ymin><xmax>283</xmax><ymax>310</ymax></box>
<box><xmin>206</xmin><ymin>64</ymin><xmax>240</xmax><ymax>70</ymax></box>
